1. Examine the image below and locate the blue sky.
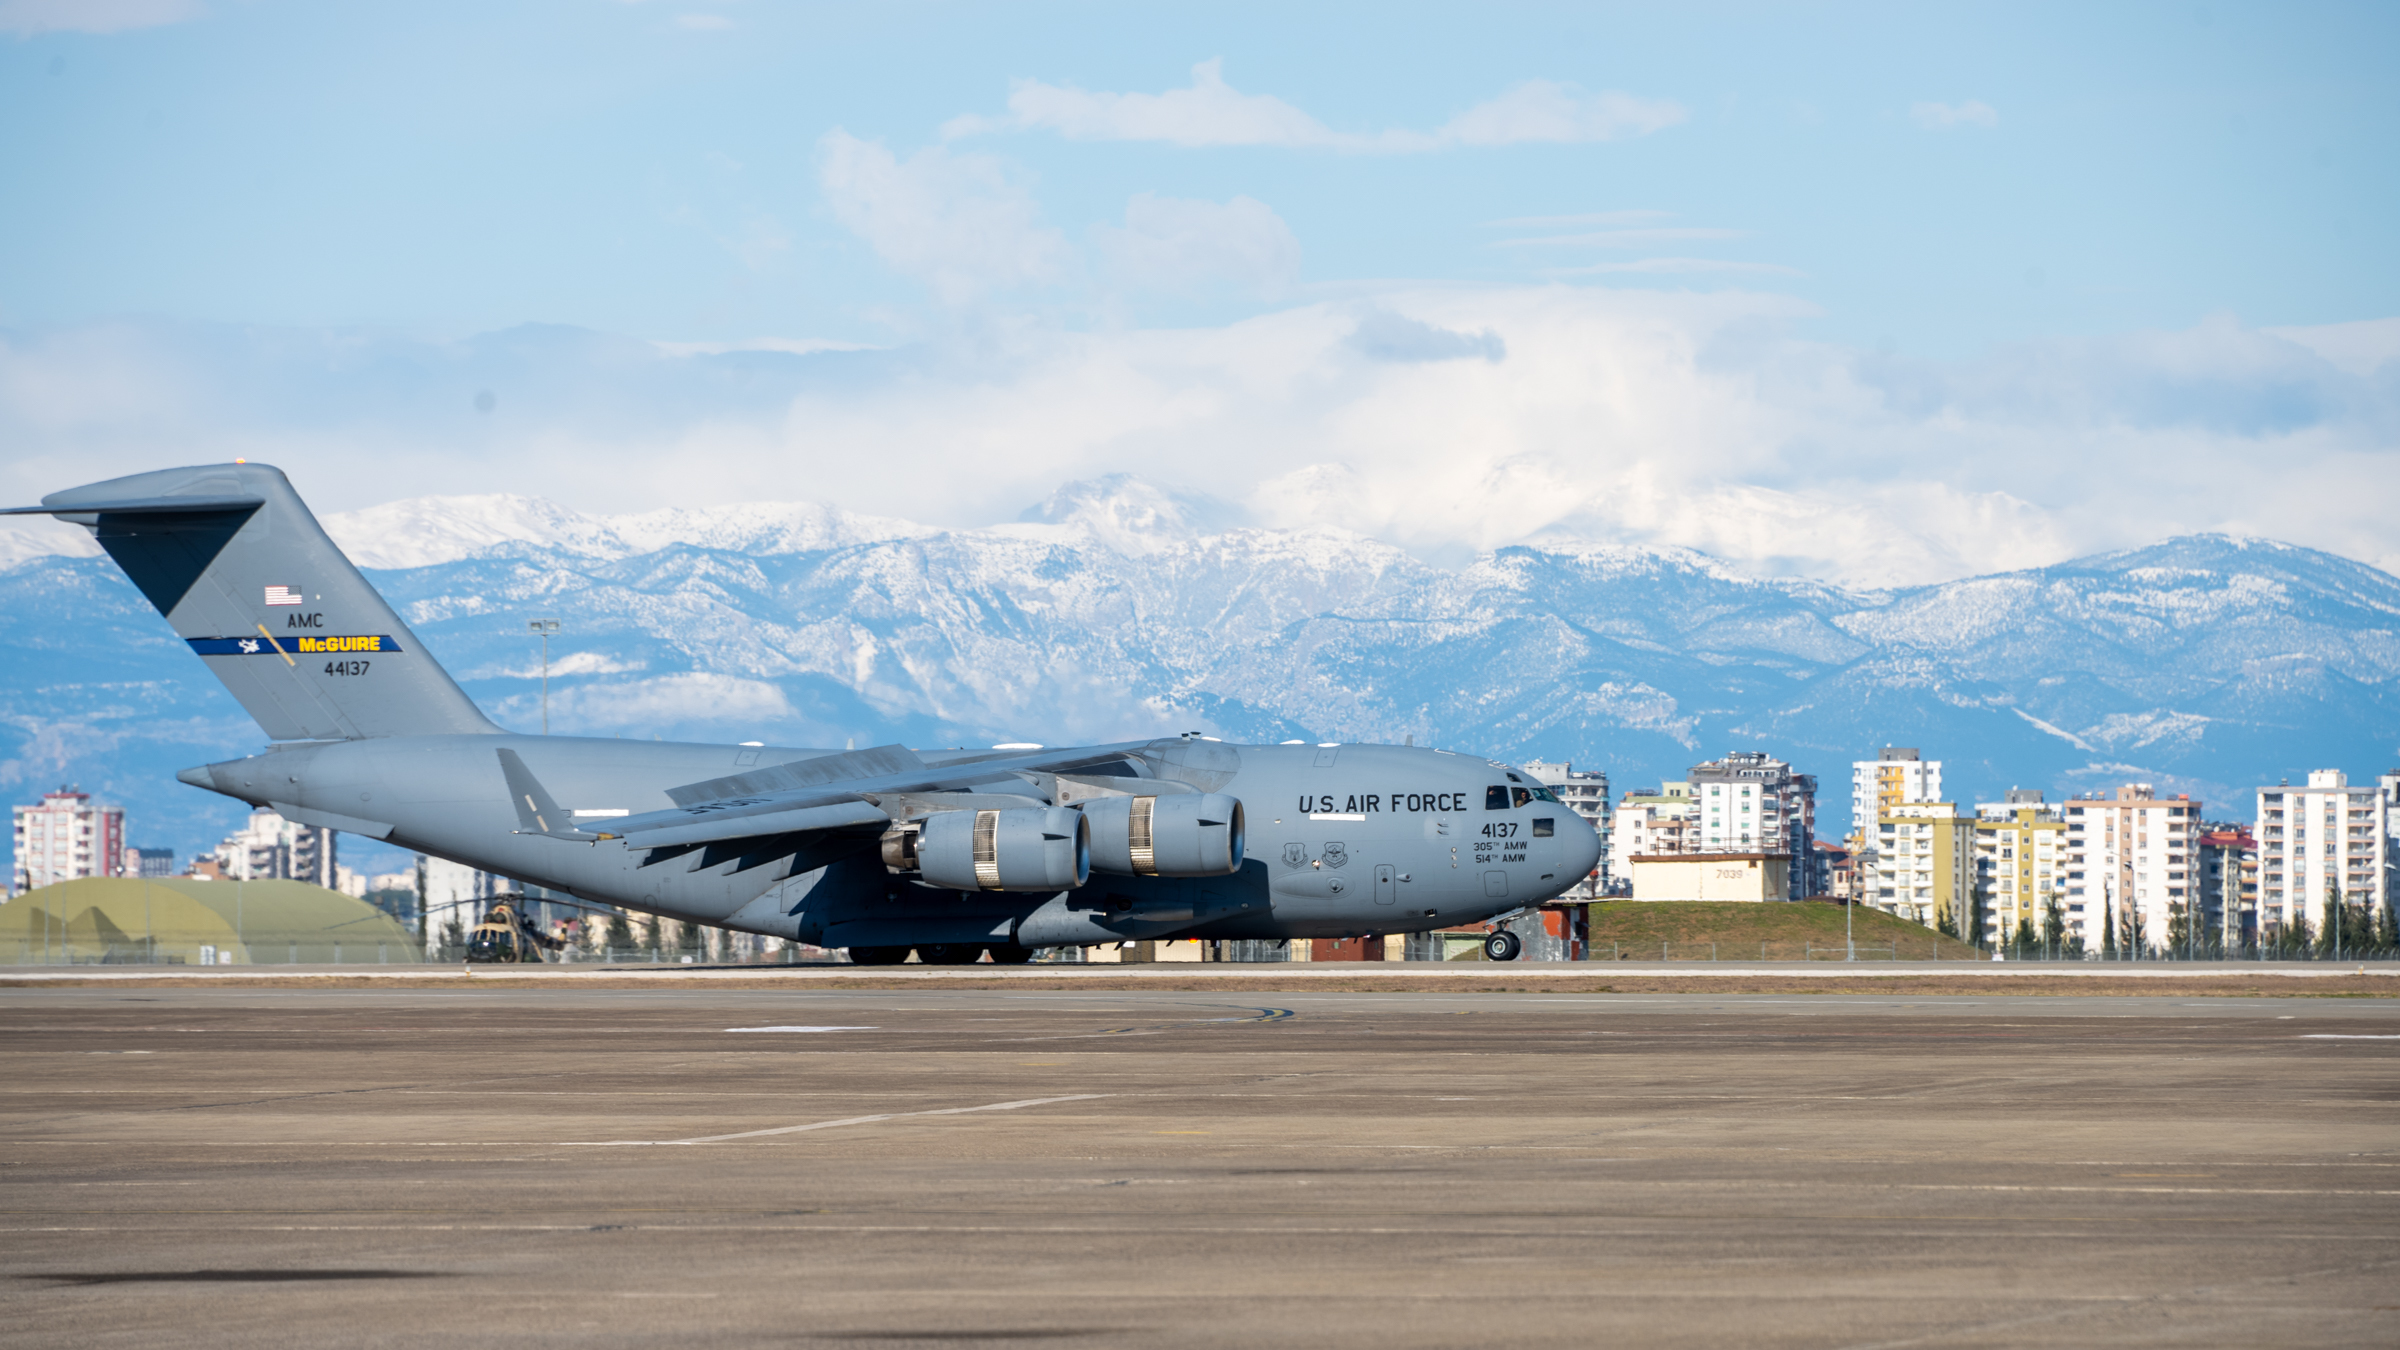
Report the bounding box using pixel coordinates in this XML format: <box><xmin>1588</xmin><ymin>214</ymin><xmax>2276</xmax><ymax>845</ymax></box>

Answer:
<box><xmin>2</xmin><ymin>0</ymin><xmax>2396</xmax><ymax>583</ymax></box>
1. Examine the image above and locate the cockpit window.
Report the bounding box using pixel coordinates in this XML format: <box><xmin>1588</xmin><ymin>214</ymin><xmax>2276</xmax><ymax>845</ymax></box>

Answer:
<box><xmin>1506</xmin><ymin>772</ymin><xmax>1523</xmax><ymax>784</ymax></box>
<box><xmin>1529</xmin><ymin>785</ymin><xmax>1560</xmax><ymax>804</ymax></box>
<box><xmin>1511</xmin><ymin>786</ymin><xmax>1533</xmax><ymax>809</ymax></box>
<box><xmin>1485</xmin><ymin>785</ymin><xmax>1510</xmax><ymax>810</ymax></box>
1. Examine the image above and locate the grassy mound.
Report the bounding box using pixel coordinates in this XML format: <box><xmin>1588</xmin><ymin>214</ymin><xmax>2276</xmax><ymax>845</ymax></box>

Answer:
<box><xmin>1587</xmin><ymin>901</ymin><xmax>1985</xmax><ymax>961</ymax></box>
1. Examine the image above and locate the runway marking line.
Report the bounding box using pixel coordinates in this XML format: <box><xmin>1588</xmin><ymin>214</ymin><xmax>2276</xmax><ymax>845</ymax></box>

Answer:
<box><xmin>2301</xmin><ymin>1033</ymin><xmax>2400</xmax><ymax>1039</ymax></box>
<box><xmin>722</xmin><ymin>1026</ymin><xmax>877</xmax><ymax>1033</ymax></box>
<box><xmin>561</xmin><ymin>1094</ymin><xmax>1111</xmax><ymax>1147</ymax></box>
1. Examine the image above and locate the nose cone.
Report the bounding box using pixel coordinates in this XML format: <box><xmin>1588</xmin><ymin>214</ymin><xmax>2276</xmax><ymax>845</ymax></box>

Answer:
<box><xmin>1561</xmin><ymin>811</ymin><xmax>1602</xmax><ymax>889</ymax></box>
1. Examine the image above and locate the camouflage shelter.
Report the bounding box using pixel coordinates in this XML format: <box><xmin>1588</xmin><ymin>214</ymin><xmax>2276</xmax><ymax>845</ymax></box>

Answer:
<box><xmin>5</xmin><ymin>877</ymin><xmax>421</xmax><ymax>965</ymax></box>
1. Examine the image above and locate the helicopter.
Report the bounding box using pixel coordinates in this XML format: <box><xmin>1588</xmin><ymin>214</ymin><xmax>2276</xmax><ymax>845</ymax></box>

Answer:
<box><xmin>462</xmin><ymin>895</ymin><xmax>568</xmax><ymax>965</ymax></box>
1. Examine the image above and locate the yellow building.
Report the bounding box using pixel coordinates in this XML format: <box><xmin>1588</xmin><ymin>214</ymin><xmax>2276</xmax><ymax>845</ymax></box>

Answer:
<box><xmin>1975</xmin><ymin>805</ymin><xmax>2068</xmax><ymax>945</ymax></box>
<box><xmin>5</xmin><ymin>877</ymin><xmax>421</xmax><ymax>965</ymax></box>
<box><xmin>1871</xmin><ymin>803</ymin><xmax>1974</xmax><ymax>933</ymax></box>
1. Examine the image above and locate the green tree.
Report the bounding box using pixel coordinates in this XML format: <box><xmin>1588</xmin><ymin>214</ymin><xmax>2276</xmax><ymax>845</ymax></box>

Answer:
<box><xmin>677</xmin><ymin>920</ymin><xmax>704</xmax><ymax>960</ymax></box>
<box><xmin>604</xmin><ymin>908</ymin><xmax>633</xmax><ymax>957</ymax></box>
<box><xmin>641</xmin><ymin>915</ymin><xmax>663</xmax><ymax>958</ymax></box>
<box><xmin>2102</xmin><ymin>891</ymin><xmax>2119</xmax><ymax>960</ymax></box>
<box><xmin>2280</xmin><ymin>908</ymin><xmax>2312</xmax><ymax>958</ymax></box>
<box><xmin>2166</xmin><ymin>900</ymin><xmax>2191</xmax><ymax>960</ymax></box>
<box><xmin>2012</xmin><ymin>913</ymin><xmax>2038</xmax><ymax>960</ymax></box>
<box><xmin>2318</xmin><ymin>882</ymin><xmax>2344</xmax><ymax>959</ymax></box>
<box><xmin>2042</xmin><ymin>894</ymin><xmax>2066</xmax><ymax>961</ymax></box>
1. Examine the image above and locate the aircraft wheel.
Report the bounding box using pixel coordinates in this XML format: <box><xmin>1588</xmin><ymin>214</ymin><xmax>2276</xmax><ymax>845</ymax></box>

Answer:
<box><xmin>1483</xmin><ymin>930</ymin><xmax>1522</xmax><ymax>962</ymax></box>
<box><xmin>848</xmin><ymin>945</ymin><xmax>911</xmax><ymax>966</ymax></box>
<box><xmin>985</xmin><ymin>944</ymin><xmax>1036</xmax><ymax>965</ymax></box>
<box><xmin>919</xmin><ymin>943</ymin><xmax>986</xmax><ymax>965</ymax></box>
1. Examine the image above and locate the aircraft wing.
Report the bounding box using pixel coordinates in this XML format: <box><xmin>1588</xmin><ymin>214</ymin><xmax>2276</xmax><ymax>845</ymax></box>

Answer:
<box><xmin>593</xmin><ymin>739</ymin><xmax>1168</xmax><ymax>854</ymax></box>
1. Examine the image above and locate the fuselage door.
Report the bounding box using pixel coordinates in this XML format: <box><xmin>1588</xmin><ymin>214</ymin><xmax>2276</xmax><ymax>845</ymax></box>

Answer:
<box><xmin>1373</xmin><ymin>863</ymin><xmax>1395</xmax><ymax>905</ymax></box>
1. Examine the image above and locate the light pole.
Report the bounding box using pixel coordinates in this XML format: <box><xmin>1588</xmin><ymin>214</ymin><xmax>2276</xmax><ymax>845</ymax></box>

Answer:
<box><xmin>528</xmin><ymin>618</ymin><xmax>561</xmax><ymax>735</ymax></box>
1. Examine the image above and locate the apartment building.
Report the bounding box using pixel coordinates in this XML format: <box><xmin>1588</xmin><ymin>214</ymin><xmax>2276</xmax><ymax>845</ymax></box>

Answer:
<box><xmin>1525</xmin><ymin>760</ymin><xmax>1612</xmax><ymax>896</ymax></box>
<box><xmin>1974</xmin><ymin>796</ymin><xmax>2067</xmax><ymax>946</ymax></box>
<box><xmin>10</xmin><ymin>787</ymin><xmax>125</xmax><ymax>895</ymax></box>
<box><xmin>2193</xmin><ymin>825</ymin><xmax>2258</xmax><ymax>949</ymax></box>
<box><xmin>122</xmin><ymin>846</ymin><xmax>176</xmax><ymax>879</ymax></box>
<box><xmin>2062</xmin><ymin>784</ymin><xmax>2203</xmax><ymax>955</ymax></box>
<box><xmin>1870</xmin><ymin>801</ymin><xmax>1975</xmax><ymax>931</ymax></box>
<box><xmin>2383</xmin><ymin>771</ymin><xmax>2400</xmax><ymax>905</ymax></box>
<box><xmin>1852</xmin><ymin>747</ymin><xmax>1942</xmax><ymax>843</ymax></box>
<box><xmin>1689</xmin><ymin>751</ymin><xmax>1821</xmax><ymax>895</ymax></box>
<box><xmin>2254</xmin><ymin>770</ymin><xmax>2389</xmax><ymax>937</ymax></box>
<box><xmin>1612</xmin><ymin>783</ymin><xmax>1695</xmax><ymax>882</ymax></box>
<box><xmin>206</xmin><ymin>806</ymin><xmax>337</xmax><ymax>888</ymax></box>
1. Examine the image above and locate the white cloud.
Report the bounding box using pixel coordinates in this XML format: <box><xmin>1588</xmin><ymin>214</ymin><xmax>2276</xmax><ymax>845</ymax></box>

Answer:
<box><xmin>1557</xmin><ymin>257</ymin><xmax>1804</xmax><ymax>276</ymax></box>
<box><xmin>1437</xmin><ymin>79</ymin><xmax>1687</xmax><ymax>146</ymax></box>
<box><xmin>1484</xmin><ymin>210</ymin><xmax>1675</xmax><ymax>229</ymax></box>
<box><xmin>2263</xmin><ymin>317</ymin><xmax>2400</xmax><ymax>377</ymax></box>
<box><xmin>1498</xmin><ymin>226</ymin><xmax>1744</xmax><ymax>249</ymax></box>
<box><xmin>946</xmin><ymin>59</ymin><xmax>1684</xmax><ymax>152</ymax></box>
<box><xmin>0</xmin><ymin>0</ymin><xmax>198</xmax><ymax>35</ymax></box>
<box><xmin>1093</xmin><ymin>194</ymin><xmax>1300</xmax><ymax>296</ymax></box>
<box><xmin>817</xmin><ymin>131</ymin><xmax>1070</xmax><ymax>304</ymax></box>
<box><xmin>1910</xmin><ymin>100</ymin><xmax>2000</xmax><ymax>130</ymax></box>
<box><xmin>4</xmin><ymin>296</ymin><xmax>2396</xmax><ymax>587</ymax></box>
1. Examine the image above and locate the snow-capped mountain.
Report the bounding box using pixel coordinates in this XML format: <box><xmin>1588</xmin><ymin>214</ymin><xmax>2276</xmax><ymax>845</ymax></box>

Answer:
<box><xmin>4</xmin><ymin>477</ymin><xmax>2395</xmax><ymax>865</ymax></box>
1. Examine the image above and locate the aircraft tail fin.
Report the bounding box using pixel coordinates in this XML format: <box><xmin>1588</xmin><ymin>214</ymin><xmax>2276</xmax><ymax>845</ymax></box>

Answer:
<box><xmin>6</xmin><ymin>462</ymin><xmax>498</xmax><ymax>741</ymax></box>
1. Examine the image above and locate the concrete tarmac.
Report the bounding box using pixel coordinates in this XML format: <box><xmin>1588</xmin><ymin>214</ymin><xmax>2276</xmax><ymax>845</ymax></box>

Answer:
<box><xmin>3</xmin><ymin>987</ymin><xmax>2395</xmax><ymax>1349</ymax></box>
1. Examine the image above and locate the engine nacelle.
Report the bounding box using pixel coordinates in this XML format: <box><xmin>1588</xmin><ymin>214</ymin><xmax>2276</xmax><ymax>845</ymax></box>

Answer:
<box><xmin>1081</xmin><ymin>792</ymin><xmax>1245</xmax><ymax>877</ymax></box>
<box><xmin>913</xmin><ymin>806</ymin><xmax>1090</xmax><ymax>892</ymax></box>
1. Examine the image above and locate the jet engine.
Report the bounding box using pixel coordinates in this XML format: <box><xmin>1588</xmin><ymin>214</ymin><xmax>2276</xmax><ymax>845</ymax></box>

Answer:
<box><xmin>900</xmin><ymin>806</ymin><xmax>1091</xmax><ymax>892</ymax></box>
<box><xmin>1080</xmin><ymin>792</ymin><xmax>1245</xmax><ymax>877</ymax></box>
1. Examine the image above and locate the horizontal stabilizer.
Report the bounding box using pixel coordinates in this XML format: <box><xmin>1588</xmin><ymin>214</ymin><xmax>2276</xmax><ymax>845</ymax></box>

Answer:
<box><xmin>1</xmin><ymin>495</ymin><xmax>265</xmax><ymax>516</ymax></box>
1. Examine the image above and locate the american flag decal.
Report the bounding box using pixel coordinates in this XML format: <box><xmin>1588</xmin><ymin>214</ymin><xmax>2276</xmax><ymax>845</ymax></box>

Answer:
<box><xmin>264</xmin><ymin>585</ymin><xmax>303</xmax><ymax>606</ymax></box>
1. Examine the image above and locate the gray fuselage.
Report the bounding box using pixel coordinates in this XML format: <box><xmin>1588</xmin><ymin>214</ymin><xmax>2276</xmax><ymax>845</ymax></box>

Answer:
<box><xmin>197</xmin><ymin>734</ymin><xmax>1600</xmax><ymax>950</ymax></box>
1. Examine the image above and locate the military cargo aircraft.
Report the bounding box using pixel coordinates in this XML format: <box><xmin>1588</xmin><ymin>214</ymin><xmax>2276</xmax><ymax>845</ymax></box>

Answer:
<box><xmin>7</xmin><ymin>463</ymin><xmax>1601</xmax><ymax>963</ymax></box>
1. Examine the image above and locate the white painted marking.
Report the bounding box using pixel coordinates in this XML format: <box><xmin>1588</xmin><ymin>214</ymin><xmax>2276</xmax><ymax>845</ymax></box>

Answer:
<box><xmin>1308</xmin><ymin>813</ymin><xmax>1367</xmax><ymax>821</ymax></box>
<box><xmin>724</xmin><ymin>1025</ymin><xmax>877</xmax><ymax>1033</ymax></box>
<box><xmin>565</xmin><ymin>1094</ymin><xmax>1110</xmax><ymax>1147</ymax></box>
<box><xmin>2300</xmin><ymin>1033</ymin><xmax>2400</xmax><ymax>1039</ymax></box>
<box><xmin>572</xmin><ymin>808</ymin><xmax>629</xmax><ymax>818</ymax></box>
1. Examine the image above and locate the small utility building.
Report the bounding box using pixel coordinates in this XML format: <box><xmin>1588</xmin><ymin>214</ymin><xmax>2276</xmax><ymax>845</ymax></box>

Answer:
<box><xmin>1629</xmin><ymin>852</ymin><xmax>1791</xmax><ymax>902</ymax></box>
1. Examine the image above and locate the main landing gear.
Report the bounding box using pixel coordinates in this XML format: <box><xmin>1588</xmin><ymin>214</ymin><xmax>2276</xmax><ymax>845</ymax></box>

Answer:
<box><xmin>1482</xmin><ymin>929</ymin><xmax>1523</xmax><ymax>962</ymax></box>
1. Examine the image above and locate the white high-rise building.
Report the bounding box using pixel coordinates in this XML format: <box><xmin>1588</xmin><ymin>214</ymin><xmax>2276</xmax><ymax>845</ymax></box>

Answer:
<box><xmin>2063</xmin><ymin>784</ymin><xmax>2203</xmax><ymax>955</ymax></box>
<box><xmin>1612</xmin><ymin>784</ymin><xmax>1694</xmax><ymax>890</ymax></box>
<box><xmin>2254</xmin><ymin>770</ymin><xmax>2390</xmax><ymax>938</ymax></box>
<box><xmin>2383</xmin><ymin>770</ymin><xmax>2400</xmax><ymax>910</ymax></box>
<box><xmin>1689</xmin><ymin>751</ymin><xmax>1821</xmax><ymax>894</ymax></box>
<box><xmin>10</xmin><ymin>787</ymin><xmax>125</xmax><ymax>895</ymax></box>
<box><xmin>207</xmin><ymin>807</ymin><xmax>335</xmax><ymax>888</ymax></box>
<box><xmin>1852</xmin><ymin>748</ymin><xmax>1941</xmax><ymax>842</ymax></box>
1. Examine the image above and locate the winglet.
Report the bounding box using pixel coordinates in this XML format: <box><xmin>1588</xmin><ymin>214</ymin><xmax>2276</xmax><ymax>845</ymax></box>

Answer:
<box><xmin>497</xmin><ymin>748</ymin><xmax>602</xmax><ymax>841</ymax></box>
